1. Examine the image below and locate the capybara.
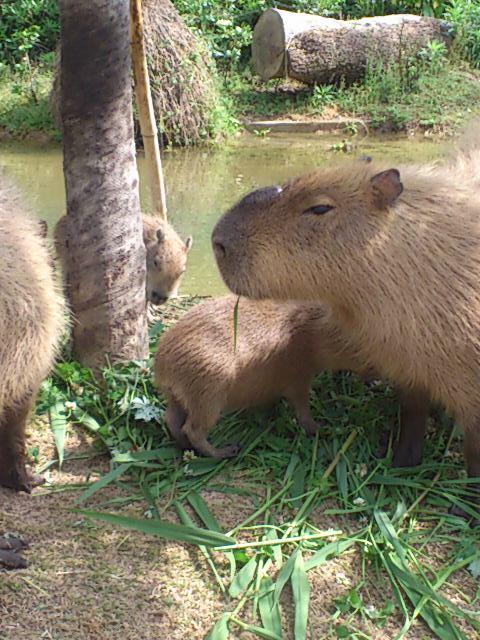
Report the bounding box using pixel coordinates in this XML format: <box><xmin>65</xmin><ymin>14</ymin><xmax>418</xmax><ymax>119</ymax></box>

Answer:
<box><xmin>212</xmin><ymin>139</ymin><xmax>480</xmax><ymax>520</ymax></box>
<box><xmin>0</xmin><ymin>178</ymin><xmax>65</xmax><ymax>492</ymax></box>
<box><xmin>54</xmin><ymin>212</ymin><xmax>192</xmax><ymax>304</ymax></box>
<box><xmin>154</xmin><ymin>295</ymin><xmax>429</xmax><ymax>459</ymax></box>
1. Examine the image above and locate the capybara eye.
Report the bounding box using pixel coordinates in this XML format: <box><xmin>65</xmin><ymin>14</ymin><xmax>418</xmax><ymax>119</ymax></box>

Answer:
<box><xmin>303</xmin><ymin>204</ymin><xmax>334</xmax><ymax>215</ymax></box>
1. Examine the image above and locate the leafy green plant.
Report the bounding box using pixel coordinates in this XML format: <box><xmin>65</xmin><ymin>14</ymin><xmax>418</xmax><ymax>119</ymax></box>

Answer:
<box><xmin>445</xmin><ymin>0</ymin><xmax>480</xmax><ymax>68</ymax></box>
<box><xmin>0</xmin><ymin>0</ymin><xmax>59</xmax><ymax>66</ymax></box>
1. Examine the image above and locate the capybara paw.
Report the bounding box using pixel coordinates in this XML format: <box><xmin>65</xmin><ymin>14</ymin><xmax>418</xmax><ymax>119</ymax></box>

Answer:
<box><xmin>0</xmin><ymin>466</ymin><xmax>32</xmax><ymax>493</ymax></box>
<box><xmin>374</xmin><ymin>429</ymin><xmax>391</xmax><ymax>459</ymax></box>
<box><xmin>216</xmin><ymin>443</ymin><xmax>241</xmax><ymax>459</ymax></box>
<box><xmin>449</xmin><ymin>501</ymin><xmax>480</xmax><ymax>527</ymax></box>
<box><xmin>392</xmin><ymin>447</ymin><xmax>422</xmax><ymax>468</ymax></box>
<box><xmin>0</xmin><ymin>549</ymin><xmax>27</xmax><ymax>570</ymax></box>
<box><xmin>0</xmin><ymin>536</ymin><xmax>29</xmax><ymax>570</ymax></box>
<box><xmin>301</xmin><ymin>419</ymin><xmax>323</xmax><ymax>437</ymax></box>
<box><xmin>27</xmin><ymin>471</ymin><xmax>46</xmax><ymax>488</ymax></box>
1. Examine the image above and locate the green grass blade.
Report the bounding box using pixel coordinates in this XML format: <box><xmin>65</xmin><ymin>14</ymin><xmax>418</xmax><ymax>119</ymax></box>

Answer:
<box><xmin>49</xmin><ymin>402</ymin><xmax>68</xmax><ymax>468</ymax></box>
<box><xmin>274</xmin><ymin>550</ymin><xmax>297</xmax><ymax>604</ymax></box>
<box><xmin>187</xmin><ymin>491</ymin><xmax>222</xmax><ymax>532</ymax></box>
<box><xmin>76</xmin><ymin>509</ymin><xmax>235</xmax><ymax>547</ymax></box>
<box><xmin>291</xmin><ymin>550</ymin><xmax>310</xmax><ymax>640</ymax></box>
<box><xmin>75</xmin><ymin>463</ymin><xmax>131</xmax><ymax>504</ymax></box>
<box><xmin>259</xmin><ymin>576</ymin><xmax>282</xmax><ymax>639</ymax></box>
<box><xmin>374</xmin><ymin>510</ymin><xmax>407</xmax><ymax>564</ymax></box>
<box><xmin>231</xmin><ymin>618</ymin><xmax>281</xmax><ymax>640</ymax></box>
<box><xmin>113</xmin><ymin>448</ymin><xmax>178</xmax><ymax>463</ymax></box>
<box><xmin>205</xmin><ymin>613</ymin><xmax>230</xmax><ymax>640</ymax></box>
<box><xmin>176</xmin><ymin>502</ymin><xmax>226</xmax><ymax>595</ymax></box>
<box><xmin>233</xmin><ymin>295</ymin><xmax>240</xmax><ymax>353</ymax></box>
<box><xmin>229</xmin><ymin>556</ymin><xmax>258</xmax><ymax>598</ymax></box>
<box><xmin>72</xmin><ymin>409</ymin><xmax>102</xmax><ymax>433</ymax></box>
<box><xmin>304</xmin><ymin>538</ymin><xmax>357</xmax><ymax>572</ymax></box>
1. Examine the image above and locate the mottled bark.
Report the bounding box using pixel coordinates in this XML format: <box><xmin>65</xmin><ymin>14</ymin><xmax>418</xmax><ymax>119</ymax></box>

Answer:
<box><xmin>59</xmin><ymin>0</ymin><xmax>148</xmax><ymax>368</ymax></box>
<box><xmin>252</xmin><ymin>9</ymin><xmax>452</xmax><ymax>84</ymax></box>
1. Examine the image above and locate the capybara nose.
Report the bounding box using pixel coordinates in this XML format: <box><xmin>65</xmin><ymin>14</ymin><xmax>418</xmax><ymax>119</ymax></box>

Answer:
<box><xmin>151</xmin><ymin>291</ymin><xmax>167</xmax><ymax>305</ymax></box>
<box><xmin>212</xmin><ymin>235</ymin><xmax>227</xmax><ymax>259</ymax></box>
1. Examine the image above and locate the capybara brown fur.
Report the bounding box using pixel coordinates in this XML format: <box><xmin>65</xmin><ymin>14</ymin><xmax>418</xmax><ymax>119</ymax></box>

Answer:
<box><xmin>54</xmin><ymin>212</ymin><xmax>192</xmax><ymax>304</ymax></box>
<box><xmin>154</xmin><ymin>295</ymin><xmax>429</xmax><ymax>459</ymax></box>
<box><xmin>212</xmin><ymin>136</ymin><xmax>480</xmax><ymax>519</ymax></box>
<box><xmin>0</xmin><ymin>178</ymin><xmax>65</xmax><ymax>492</ymax></box>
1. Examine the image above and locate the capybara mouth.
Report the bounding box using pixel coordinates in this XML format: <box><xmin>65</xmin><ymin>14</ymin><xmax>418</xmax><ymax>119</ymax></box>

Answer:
<box><xmin>150</xmin><ymin>293</ymin><xmax>168</xmax><ymax>305</ymax></box>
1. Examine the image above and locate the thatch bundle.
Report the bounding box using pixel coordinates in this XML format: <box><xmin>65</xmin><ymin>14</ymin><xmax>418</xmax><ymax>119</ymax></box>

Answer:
<box><xmin>51</xmin><ymin>0</ymin><xmax>219</xmax><ymax>146</ymax></box>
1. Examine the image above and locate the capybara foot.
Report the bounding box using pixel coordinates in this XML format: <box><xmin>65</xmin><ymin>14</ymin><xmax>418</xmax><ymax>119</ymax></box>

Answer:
<box><xmin>0</xmin><ymin>463</ymin><xmax>33</xmax><ymax>493</ymax></box>
<box><xmin>299</xmin><ymin>418</ymin><xmax>323</xmax><ymax>437</ymax></box>
<box><xmin>449</xmin><ymin>497</ymin><xmax>480</xmax><ymax>527</ymax></box>
<box><xmin>213</xmin><ymin>443</ymin><xmax>242</xmax><ymax>459</ymax></box>
<box><xmin>27</xmin><ymin>470</ymin><xmax>46</xmax><ymax>488</ymax></box>
<box><xmin>0</xmin><ymin>536</ymin><xmax>29</xmax><ymax>570</ymax></box>
<box><xmin>375</xmin><ymin>429</ymin><xmax>392</xmax><ymax>459</ymax></box>
<box><xmin>392</xmin><ymin>444</ymin><xmax>423</xmax><ymax>468</ymax></box>
<box><xmin>192</xmin><ymin>441</ymin><xmax>241</xmax><ymax>459</ymax></box>
<box><xmin>0</xmin><ymin>549</ymin><xmax>27</xmax><ymax>570</ymax></box>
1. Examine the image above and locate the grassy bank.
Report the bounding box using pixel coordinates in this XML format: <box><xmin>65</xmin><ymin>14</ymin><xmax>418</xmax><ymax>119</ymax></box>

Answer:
<box><xmin>1</xmin><ymin>59</ymin><xmax>480</xmax><ymax>143</ymax></box>
<box><xmin>0</xmin><ymin>59</ymin><xmax>57</xmax><ymax>140</ymax></box>
<box><xmin>15</xmin><ymin>296</ymin><xmax>477</xmax><ymax>639</ymax></box>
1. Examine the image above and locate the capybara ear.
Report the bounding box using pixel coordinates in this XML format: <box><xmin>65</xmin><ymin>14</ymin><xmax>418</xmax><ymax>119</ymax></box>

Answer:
<box><xmin>185</xmin><ymin>236</ymin><xmax>193</xmax><ymax>252</ymax></box>
<box><xmin>156</xmin><ymin>227</ymin><xmax>165</xmax><ymax>243</ymax></box>
<box><xmin>38</xmin><ymin>219</ymin><xmax>48</xmax><ymax>238</ymax></box>
<box><xmin>370</xmin><ymin>169</ymin><xmax>403</xmax><ymax>209</ymax></box>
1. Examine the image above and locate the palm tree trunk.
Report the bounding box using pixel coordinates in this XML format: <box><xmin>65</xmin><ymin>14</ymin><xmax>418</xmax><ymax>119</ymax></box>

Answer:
<box><xmin>59</xmin><ymin>0</ymin><xmax>148</xmax><ymax>368</ymax></box>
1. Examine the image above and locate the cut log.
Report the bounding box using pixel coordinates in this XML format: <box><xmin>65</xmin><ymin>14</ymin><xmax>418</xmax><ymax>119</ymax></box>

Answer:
<box><xmin>252</xmin><ymin>9</ymin><xmax>452</xmax><ymax>84</ymax></box>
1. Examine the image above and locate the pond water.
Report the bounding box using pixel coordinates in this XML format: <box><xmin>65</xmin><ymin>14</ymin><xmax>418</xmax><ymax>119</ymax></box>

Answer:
<box><xmin>0</xmin><ymin>134</ymin><xmax>447</xmax><ymax>296</ymax></box>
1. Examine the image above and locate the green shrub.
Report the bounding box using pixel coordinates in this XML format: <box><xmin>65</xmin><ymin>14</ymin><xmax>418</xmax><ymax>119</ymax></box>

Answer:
<box><xmin>445</xmin><ymin>0</ymin><xmax>480</xmax><ymax>67</ymax></box>
<box><xmin>0</xmin><ymin>0</ymin><xmax>59</xmax><ymax>67</ymax></box>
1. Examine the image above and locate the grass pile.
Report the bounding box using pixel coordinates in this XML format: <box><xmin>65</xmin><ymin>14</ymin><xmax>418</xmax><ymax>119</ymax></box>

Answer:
<box><xmin>35</xmin><ymin>297</ymin><xmax>480</xmax><ymax>640</ymax></box>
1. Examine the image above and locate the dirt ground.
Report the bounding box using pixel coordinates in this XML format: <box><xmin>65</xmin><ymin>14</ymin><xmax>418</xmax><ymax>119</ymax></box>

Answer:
<box><xmin>1</xmin><ymin>417</ymin><xmax>478</xmax><ymax>640</ymax></box>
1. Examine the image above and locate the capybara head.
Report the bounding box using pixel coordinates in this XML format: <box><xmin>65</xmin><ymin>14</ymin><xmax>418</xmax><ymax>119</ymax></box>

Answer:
<box><xmin>143</xmin><ymin>214</ymin><xmax>192</xmax><ymax>304</ymax></box>
<box><xmin>212</xmin><ymin>163</ymin><xmax>403</xmax><ymax>301</ymax></box>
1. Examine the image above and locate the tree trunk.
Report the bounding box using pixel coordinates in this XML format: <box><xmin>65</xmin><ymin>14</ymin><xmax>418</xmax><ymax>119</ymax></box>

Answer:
<box><xmin>59</xmin><ymin>0</ymin><xmax>148</xmax><ymax>368</ymax></box>
<box><xmin>252</xmin><ymin>9</ymin><xmax>452</xmax><ymax>84</ymax></box>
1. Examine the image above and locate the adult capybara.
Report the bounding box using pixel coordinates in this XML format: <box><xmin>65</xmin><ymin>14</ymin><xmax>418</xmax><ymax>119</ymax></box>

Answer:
<box><xmin>155</xmin><ymin>295</ymin><xmax>429</xmax><ymax>459</ymax></box>
<box><xmin>54</xmin><ymin>212</ymin><xmax>192</xmax><ymax>304</ymax></box>
<box><xmin>0</xmin><ymin>178</ymin><xmax>65</xmax><ymax>492</ymax></box>
<box><xmin>211</xmin><ymin>138</ymin><xmax>480</xmax><ymax>519</ymax></box>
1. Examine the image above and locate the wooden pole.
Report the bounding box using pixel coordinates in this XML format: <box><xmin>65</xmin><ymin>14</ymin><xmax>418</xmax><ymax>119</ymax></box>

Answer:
<box><xmin>130</xmin><ymin>0</ymin><xmax>167</xmax><ymax>219</ymax></box>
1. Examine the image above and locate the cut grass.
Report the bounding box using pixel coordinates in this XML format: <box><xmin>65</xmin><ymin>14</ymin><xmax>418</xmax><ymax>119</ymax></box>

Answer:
<box><xmin>31</xmin><ymin>297</ymin><xmax>480</xmax><ymax>640</ymax></box>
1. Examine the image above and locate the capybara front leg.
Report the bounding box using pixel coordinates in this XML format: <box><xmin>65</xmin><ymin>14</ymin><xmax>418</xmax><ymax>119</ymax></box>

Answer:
<box><xmin>450</xmin><ymin>425</ymin><xmax>480</xmax><ymax>526</ymax></box>
<box><xmin>284</xmin><ymin>381</ymin><xmax>321</xmax><ymax>436</ymax></box>
<box><xmin>182</xmin><ymin>418</ymin><xmax>241</xmax><ymax>459</ymax></box>
<box><xmin>0</xmin><ymin>396</ymin><xmax>42</xmax><ymax>492</ymax></box>
<box><xmin>392</xmin><ymin>388</ymin><xmax>430</xmax><ymax>467</ymax></box>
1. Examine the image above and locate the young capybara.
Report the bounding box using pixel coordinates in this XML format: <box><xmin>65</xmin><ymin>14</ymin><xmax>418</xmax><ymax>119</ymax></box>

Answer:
<box><xmin>154</xmin><ymin>295</ymin><xmax>429</xmax><ymax>459</ymax></box>
<box><xmin>54</xmin><ymin>212</ymin><xmax>192</xmax><ymax>304</ymax></box>
<box><xmin>0</xmin><ymin>178</ymin><xmax>65</xmax><ymax>492</ymax></box>
<box><xmin>211</xmin><ymin>138</ymin><xmax>480</xmax><ymax>520</ymax></box>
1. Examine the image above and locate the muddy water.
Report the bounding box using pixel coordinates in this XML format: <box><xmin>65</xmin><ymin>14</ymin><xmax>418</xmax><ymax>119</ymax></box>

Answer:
<box><xmin>0</xmin><ymin>134</ymin><xmax>447</xmax><ymax>295</ymax></box>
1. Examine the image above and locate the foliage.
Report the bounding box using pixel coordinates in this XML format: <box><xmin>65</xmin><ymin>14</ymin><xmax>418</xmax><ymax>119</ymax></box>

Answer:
<box><xmin>171</xmin><ymin>0</ymin><xmax>454</xmax><ymax>69</ymax></box>
<box><xmin>0</xmin><ymin>54</ymin><xmax>58</xmax><ymax>139</ymax></box>
<box><xmin>445</xmin><ymin>0</ymin><xmax>480</xmax><ymax>68</ymax></box>
<box><xmin>224</xmin><ymin>47</ymin><xmax>480</xmax><ymax>132</ymax></box>
<box><xmin>0</xmin><ymin>0</ymin><xmax>59</xmax><ymax>67</ymax></box>
<box><xmin>35</xmin><ymin>299</ymin><xmax>480</xmax><ymax>639</ymax></box>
